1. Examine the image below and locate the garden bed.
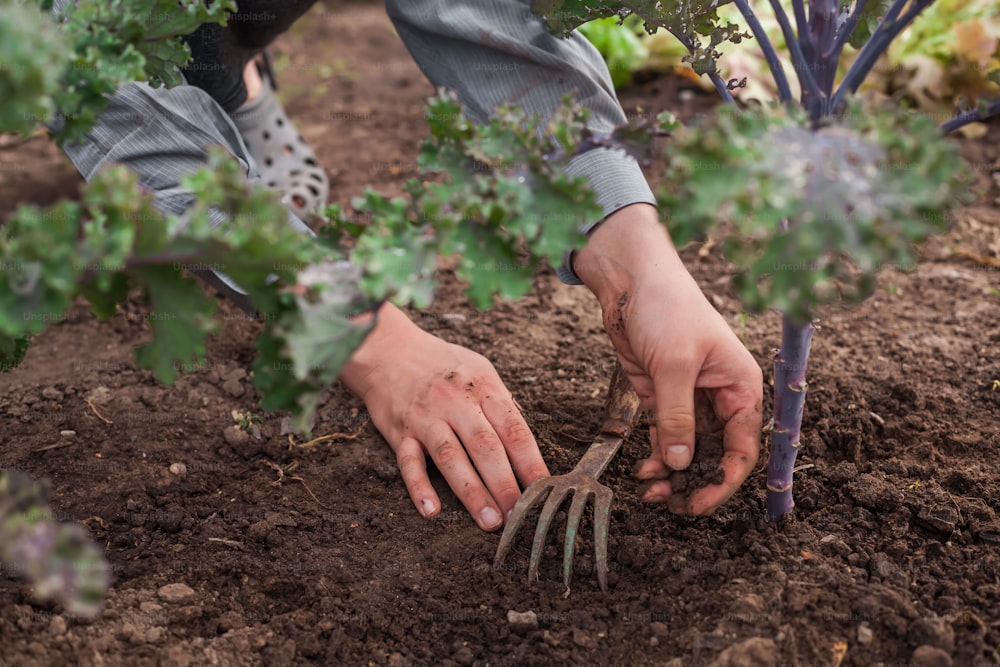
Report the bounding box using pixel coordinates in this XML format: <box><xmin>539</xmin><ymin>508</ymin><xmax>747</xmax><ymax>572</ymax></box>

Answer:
<box><xmin>1</xmin><ymin>2</ymin><xmax>999</xmax><ymax>665</ymax></box>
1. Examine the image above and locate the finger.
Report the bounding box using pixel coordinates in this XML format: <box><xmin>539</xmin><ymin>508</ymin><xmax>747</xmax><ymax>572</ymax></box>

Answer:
<box><xmin>671</xmin><ymin>405</ymin><xmax>761</xmax><ymax>515</ymax></box>
<box><xmin>421</xmin><ymin>422</ymin><xmax>503</xmax><ymax>531</ymax></box>
<box><xmin>638</xmin><ymin>479</ymin><xmax>672</xmax><ymax>504</ymax></box>
<box><xmin>652</xmin><ymin>358</ymin><xmax>699</xmax><ymax>471</ymax></box>
<box><xmin>449</xmin><ymin>404</ymin><xmax>524</xmax><ymax>520</ymax></box>
<box><xmin>633</xmin><ymin>457</ymin><xmax>670</xmax><ymax>480</ymax></box>
<box><xmin>395</xmin><ymin>436</ymin><xmax>441</xmax><ymax>518</ymax></box>
<box><xmin>482</xmin><ymin>392</ymin><xmax>549</xmax><ymax>485</ymax></box>
<box><xmin>633</xmin><ymin>423</ymin><xmax>670</xmax><ymax>480</ymax></box>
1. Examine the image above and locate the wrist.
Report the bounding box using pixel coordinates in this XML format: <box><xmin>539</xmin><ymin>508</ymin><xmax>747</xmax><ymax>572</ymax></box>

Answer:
<box><xmin>572</xmin><ymin>204</ymin><xmax>689</xmax><ymax>308</ymax></box>
<box><xmin>339</xmin><ymin>302</ymin><xmax>420</xmax><ymax>398</ymax></box>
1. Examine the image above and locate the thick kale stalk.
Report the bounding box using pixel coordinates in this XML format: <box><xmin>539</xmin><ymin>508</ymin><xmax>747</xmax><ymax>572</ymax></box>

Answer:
<box><xmin>766</xmin><ymin>316</ymin><xmax>814</xmax><ymax>521</ymax></box>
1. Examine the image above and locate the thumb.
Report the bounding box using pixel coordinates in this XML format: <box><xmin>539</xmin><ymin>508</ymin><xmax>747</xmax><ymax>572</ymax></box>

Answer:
<box><xmin>652</xmin><ymin>362</ymin><xmax>698</xmax><ymax>470</ymax></box>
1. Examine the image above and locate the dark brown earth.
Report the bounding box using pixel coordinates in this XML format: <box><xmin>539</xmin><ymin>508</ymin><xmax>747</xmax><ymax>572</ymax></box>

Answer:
<box><xmin>2</xmin><ymin>2</ymin><xmax>1000</xmax><ymax>665</ymax></box>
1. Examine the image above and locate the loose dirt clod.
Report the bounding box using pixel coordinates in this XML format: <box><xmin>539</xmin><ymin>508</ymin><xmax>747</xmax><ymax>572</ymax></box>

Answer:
<box><xmin>910</xmin><ymin>645</ymin><xmax>953</xmax><ymax>667</ymax></box>
<box><xmin>223</xmin><ymin>425</ymin><xmax>249</xmax><ymax>446</ymax></box>
<box><xmin>507</xmin><ymin>610</ymin><xmax>538</xmax><ymax>634</ymax></box>
<box><xmin>157</xmin><ymin>583</ymin><xmax>195</xmax><ymax>604</ymax></box>
<box><xmin>710</xmin><ymin>637</ymin><xmax>777</xmax><ymax>667</ymax></box>
<box><xmin>667</xmin><ymin>433</ymin><xmax>726</xmax><ymax>496</ymax></box>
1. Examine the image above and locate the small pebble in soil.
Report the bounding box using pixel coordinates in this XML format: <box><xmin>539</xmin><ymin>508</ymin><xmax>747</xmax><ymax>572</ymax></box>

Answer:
<box><xmin>507</xmin><ymin>610</ymin><xmax>538</xmax><ymax>634</ymax></box>
<box><xmin>222</xmin><ymin>378</ymin><xmax>245</xmax><ymax>398</ymax></box>
<box><xmin>60</xmin><ymin>430</ymin><xmax>75</xmax><ymax>437</ymax></box>
<box><xmin>711</xmin><ymin>637</ymin><xmax>777</xmax><ymax>667</ymax></box>
<box><xmin>917</xmin><ymin>505</ymin><xmax>959</xmax><ymax>534</ymax></box>
<box><xmin>42</xmin><ymin>387</ymin><xmax>63</xmax><ymax>401</ymax></box>
<box><xmin>869</xmin><ymin>552</ymin><xmax>897</xmax><ymax>580</ymax></box>
<box><xmin>223</xmin><ymin>425</ymin><xmax>250</xmax><ymax>446</ymax></box>
<box><xmin>48</xmin><ymin>616</ymin><xmax>66</xmax><ymax>636</ymax></box>
<box><xmin>572</xmin><ymin>627</ymin><xmax>597</xmax><ymax>649</ymax></box>
<box><xmin>858</xmin><ymin>622</ymin><xmax>874</xmax><ymax>645</ymax></box>
<box><xmin>157</xmin><ymin>583</ymin><xmax>196</xmax><ymax>604</ymax></box>
<box><xmin>168</xmin><ymin>462</ymin><xmax>187</xmax><ymax>475</ymax></box>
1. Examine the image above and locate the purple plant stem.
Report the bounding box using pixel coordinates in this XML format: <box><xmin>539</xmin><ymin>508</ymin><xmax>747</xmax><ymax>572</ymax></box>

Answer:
<box><xmin>732</xmin><ymin>0</ymin><xmax>794</xmax><ymax>103</ymax></box>
<box><xmin>768</xmin><ymin>0</ymin><xmax>824</xmax><ymax>119</ymax></box>
<box><xmin>766</xmin><ymin>313</ymin><xmax>815</xmax><ymax>521</ymax></box>
<box><xmin>831</xmin><ymin>0</ymin><xmax>934</xmax><ymax>111</ymax></box>
<box><xmin>940</xmin><ymin>97</ymin><xmax>1000</xmax><ymax>134</ymax></box>
<box><xmin>808</xmin><ymin>0</ymin><xmax>839</xmax><ymax>95</ymax></box>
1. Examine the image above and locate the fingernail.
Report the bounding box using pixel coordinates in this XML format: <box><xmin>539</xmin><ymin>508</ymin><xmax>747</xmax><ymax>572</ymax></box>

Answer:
<box><xmin>420</xmin><ymin>499</ymin><xmax>436</xmax><ymax>517</ymax></box>
<box><xmin>479</xmin><ymin>506</ymin><xmax>501</xmax><ymax>529</ymax></box>
<box><xmin>643</xmin><ymin>491</ymin><xmax>667</xmax><ymax>503</ymax></box>
<box><xmin>666</xmin><ymin>445</ymin><xmax>690</xmax><ymax>470</ymax></box>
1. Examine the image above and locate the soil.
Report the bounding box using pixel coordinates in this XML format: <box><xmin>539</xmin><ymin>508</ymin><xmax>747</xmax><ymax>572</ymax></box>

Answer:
<box><xmin>2</xmin><ymin>2</ymin><xmax>1000</xmax><ymax>666</ymax></box>
<box><xmin>666</xmin><ymin>434</ymin><xmax>726</xmax><ymax>498</ymax></box>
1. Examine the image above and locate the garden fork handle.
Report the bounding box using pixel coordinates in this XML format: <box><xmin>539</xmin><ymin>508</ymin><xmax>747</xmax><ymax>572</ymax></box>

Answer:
<box><xmin>573</xmin><ymin>363</ymin><xmax>641</xmax><ymax>479</ymax></box>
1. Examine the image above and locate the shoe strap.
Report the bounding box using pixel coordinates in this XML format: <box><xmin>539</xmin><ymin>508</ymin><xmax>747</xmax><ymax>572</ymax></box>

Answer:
<box><xmin>256</xmin><ymin>50</ymin><xmax>278</xmax><ymax>92</ymax></box>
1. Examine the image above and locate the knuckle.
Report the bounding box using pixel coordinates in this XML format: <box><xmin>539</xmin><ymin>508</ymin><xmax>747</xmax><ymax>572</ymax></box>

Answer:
<box><xmin>432</xmin><ymin>439</ymin><xmax>464</xmax><ymax>468</ymax></box>
<box><xmin>467</xmin><ymin>428</ymin><xmax>499</xmax><ymax>452</ymax></box>
<box><xmin>396</xmin><ymin>451</ymin><xmax>424</xmax><ymax>473</ymax></box>
<box><xmin>501</xmin><ymin>419</ymin><xmax>533</xmax><ymax>446</ymax></box>
<box><xmin>492</xmin><ymin>481</ymin><xmax>522</xmax><ymax>504</ymax></box>
<box><xmin>655</xmin><ymin>410</ymin><xmax>695</xmax><ymax>433</ymax></box>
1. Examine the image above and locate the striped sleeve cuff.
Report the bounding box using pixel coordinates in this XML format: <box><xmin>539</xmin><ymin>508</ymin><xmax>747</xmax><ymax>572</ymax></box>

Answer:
<box><xmin>554</xmin><ymin>146</ymin><xmax>657</xmax><ymax>285</ymax></box>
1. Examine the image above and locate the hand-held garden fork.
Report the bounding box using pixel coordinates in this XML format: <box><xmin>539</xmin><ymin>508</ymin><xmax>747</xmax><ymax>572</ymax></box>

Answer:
<box><xmin>493</xmin><ymin>362</ymin><xmax>640</xmax><ymax>593</ymax></box>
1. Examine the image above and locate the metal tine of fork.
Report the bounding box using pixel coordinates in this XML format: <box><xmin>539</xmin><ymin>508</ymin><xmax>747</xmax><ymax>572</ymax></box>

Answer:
<box><xmin>593</xmin><ymin>486</ymin><xmax>614</xmax><ymax>592</ymax></box>
<box><xmin>494</xmin><ymin>479</ymin><xmax>551</xmax><ymax>569</ymax></box>
<box><xmin>561</xmin><ymin>490</ymin><xmax>591</xmax><ymax>589</ymax></box>
<box><xmin>527</xmin><ymin>486</ymin><xmax>572</xmax><ymax>584</ymax></box>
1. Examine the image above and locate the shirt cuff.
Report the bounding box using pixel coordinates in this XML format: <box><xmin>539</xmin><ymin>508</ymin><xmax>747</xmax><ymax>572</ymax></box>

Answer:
<box><xmin>555</xmin><ymin>146</ymin><xmax>657</xmax><ymax>285</ymax></box>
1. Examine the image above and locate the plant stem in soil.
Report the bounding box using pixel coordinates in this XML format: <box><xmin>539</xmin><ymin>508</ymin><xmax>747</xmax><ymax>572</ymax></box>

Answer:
<box><xmin>766</xmin><ymin>313</ymin><xmax>815</xmax><ymax>521</ymax></box>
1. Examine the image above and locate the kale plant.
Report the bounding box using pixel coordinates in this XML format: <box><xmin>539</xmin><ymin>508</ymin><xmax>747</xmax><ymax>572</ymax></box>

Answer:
<box><xmin>534</xmin><ymin>0</ymin><xmax>998</xmax><ymax>519</ymax></box>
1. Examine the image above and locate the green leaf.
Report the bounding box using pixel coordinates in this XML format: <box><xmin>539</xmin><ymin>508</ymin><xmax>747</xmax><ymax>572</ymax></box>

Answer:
<box><xmin>532</xmin><ymin>0</ymin><xmax>744</xmax><ymax>77</ymax></box>
<box><xmin>255</xmin><ymin>264</ymin><xmax>375</xmax><ymax>431</ymax></box>
<box><xmin>131</xmin><ymin>266</ymin><xmax>218</xmax><ymax>384</ymax></box>
<box><xmin>0</xmin><ymin>334</ymin><xmax>31</xmax><ymax>372</ymax></box>
<box><xmin>0</xmin><ymin>4</ymin><xmax>68</xmax><ymax>136</ymax></box>
<box><xmin>30</xmin><ymin>0</ymin><xmax>235</xmax><ymax>143</ymax></box>
<box><xmin>658</xmin><ymin>101</ymin><xmax>971</xmax><ymax>322</ymax></box>
<box><xmin>578</xmin><ymin>15</ymin><xmax>650</xmax><ymax>87</ymax></box>
<box><xmin>842</xmin><ymin>0</ymin><xmax>893</xmax><ymax>49</ymax></box>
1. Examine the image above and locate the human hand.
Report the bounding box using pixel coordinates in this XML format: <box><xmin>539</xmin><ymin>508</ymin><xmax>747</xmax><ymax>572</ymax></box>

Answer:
<box><xmin>338</xmin><ymin>303</ymin><xmax>549</xmax><ymax>530</ymax></box>
<box><xmin>573</xmin><ymin>204</ymin><xmax>764</xmax><ymax>515</ymax></box>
